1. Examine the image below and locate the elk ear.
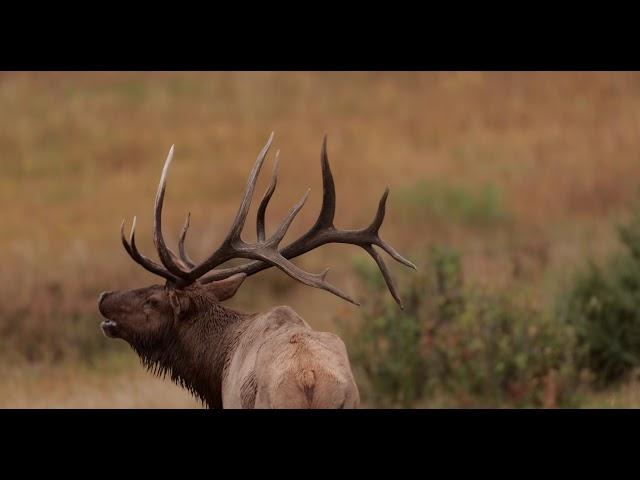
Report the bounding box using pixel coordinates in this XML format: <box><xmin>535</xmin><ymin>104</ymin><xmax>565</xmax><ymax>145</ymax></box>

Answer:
<box><xmin>203</xmin><ymin>273</ymin><xmax>247</xmax><ymax>301</ymax></box>
<box><xmin>167</xmin><ymin>289</ymin><xmax>191</xmax><ymax>320</ymax></box>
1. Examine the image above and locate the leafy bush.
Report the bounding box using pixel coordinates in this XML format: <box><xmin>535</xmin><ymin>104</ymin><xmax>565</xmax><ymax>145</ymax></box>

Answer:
<box><xmin>343</xmin><ymin>246</ymin><xmax>582</xmax><ymax>408</ymax></box>
<box><xmin>559</xmin><ymin>209</ymin><xmax>640</xmax><ymax>386</ymax></box>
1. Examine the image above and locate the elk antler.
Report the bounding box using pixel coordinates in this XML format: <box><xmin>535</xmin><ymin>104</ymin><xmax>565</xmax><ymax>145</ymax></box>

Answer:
<box><xmin>197</xmin><ymin>135</ymin><xmax>416</xmax><ymax>307</ymax></box>
<box><xmin>120</xmin><ymin>133</ymin><xmax>415</xmax><ymax>307</ymax></box>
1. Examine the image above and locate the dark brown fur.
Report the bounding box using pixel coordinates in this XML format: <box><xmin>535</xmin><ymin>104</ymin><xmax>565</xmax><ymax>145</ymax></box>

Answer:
<box><xmin>99</xmin><ymin>281</ymin><xmax>251</xmax><ymax>408</ymax></box>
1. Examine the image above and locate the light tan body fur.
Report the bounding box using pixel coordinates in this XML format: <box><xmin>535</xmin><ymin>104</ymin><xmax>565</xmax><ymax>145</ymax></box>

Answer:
<box><xmin>222</xmin><ymin>306</ymin><xmax>359</xmax><ymax>408</ymax></box>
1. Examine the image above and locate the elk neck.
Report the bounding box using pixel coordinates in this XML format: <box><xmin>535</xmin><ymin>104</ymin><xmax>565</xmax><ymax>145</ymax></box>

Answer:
<box><xmin>134</xmin><ymin>297</ymin><xmax>251</xmax><ymax>409</ymax></box>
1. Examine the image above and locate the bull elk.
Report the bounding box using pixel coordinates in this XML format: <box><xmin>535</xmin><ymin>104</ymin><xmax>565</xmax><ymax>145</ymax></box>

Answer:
<box><xmin>98</xmin><ymin>133</ymin><xmax>415</xmax><ymax>408</ymax></box>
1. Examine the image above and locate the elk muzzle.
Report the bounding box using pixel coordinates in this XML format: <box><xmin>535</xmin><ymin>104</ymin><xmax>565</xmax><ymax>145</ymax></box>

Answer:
<box><xmin>98</xmin><ymin>291</ymin><xmax>119</xmax><ymax>337</ymax></box>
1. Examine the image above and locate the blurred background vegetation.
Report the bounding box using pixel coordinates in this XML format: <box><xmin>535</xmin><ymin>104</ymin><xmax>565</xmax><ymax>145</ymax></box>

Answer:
<box><xmin>2</xmin><ymin>72</ymin><xmax>640</xmax><ymax>407</ymax></box>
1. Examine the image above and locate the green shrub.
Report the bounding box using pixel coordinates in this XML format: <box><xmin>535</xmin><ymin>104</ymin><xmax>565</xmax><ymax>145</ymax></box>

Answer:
<box><xmin>430</xmin><ymin>291</ymin><xmax>580</xmax><ymax>407</ymax></box>
<box><xmin>342</xmin><ymin>270</ymin><xmax>427</xmax><ymax>407</ymax></box>
<box><xmin>559</xmin><ymin>209</ymin><xmax>640</xmax><ymax>386</ymax></box>
<box><xmin>343</xmin><ymin>246</ymin><xmax>581</xmax><ymax>408</ymax></box>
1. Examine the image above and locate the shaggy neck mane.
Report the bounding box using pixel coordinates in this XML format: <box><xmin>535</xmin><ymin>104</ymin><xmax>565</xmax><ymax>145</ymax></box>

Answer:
<box><xmin>130</xmin><ymin>294</ymin><xmax>249</xmax><ymax>408</ymax></box>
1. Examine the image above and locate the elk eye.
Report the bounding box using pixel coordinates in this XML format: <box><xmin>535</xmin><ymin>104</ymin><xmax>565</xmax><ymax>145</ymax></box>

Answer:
<box><xmin>146</xmin><ymin>298</ymin><xmax>160</xmax><ymax>308</ymax></box>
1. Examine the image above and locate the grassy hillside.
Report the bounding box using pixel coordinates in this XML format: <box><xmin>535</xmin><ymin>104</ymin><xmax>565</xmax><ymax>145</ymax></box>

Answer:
<box><xmin>2</xmin><ymin>72</ymin><xmax>640</xmax><ymax>407</ymax></box>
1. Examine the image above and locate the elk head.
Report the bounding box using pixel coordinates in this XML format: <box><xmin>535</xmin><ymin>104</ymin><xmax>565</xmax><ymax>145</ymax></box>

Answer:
<box><xmin>98</xmin><ymin>133</ymin><xmax>415</xmax><ymax>347</ymax></box>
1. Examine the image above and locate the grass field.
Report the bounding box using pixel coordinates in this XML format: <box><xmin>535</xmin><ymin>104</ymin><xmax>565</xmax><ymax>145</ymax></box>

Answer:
<box><xmin>2</xmin><ymin>72</ymin><xmax>640</xmax><ymax>407</ymax></box>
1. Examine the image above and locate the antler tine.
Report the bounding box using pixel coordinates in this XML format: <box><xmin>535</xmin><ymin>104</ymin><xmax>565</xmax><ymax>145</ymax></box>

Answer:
<box><xmin>365</xmin><ymin>188</ymin><xmax>417</xmax><ymax>270</ymax></box>
<box><xmin>120</xmin><ymin>217</ymin><xmax>181</xmax><ymax>283</ymax></box>
<box><xmin>184</xmin><ymin>132</ymin><xmax>275</xmax><ymax>281</ymax></box>
<box><xmin>252</xmin><ymin>250</ymin><xmax>359</xmax><ymax>305</ymax></box>
<box><xmin>315</xmin><ymin>133</ymin><xmax>336</xmax><ymax>229</ymax></box>
<box><xmin>268</xmin><ymin>188</ymin><xmax>310</xmax><ymax>246</ymax></box>
<box><xmin>226</xmin><ymin>132</ymin><xmax>275</xmax><ymax>242</ymax></box>
<box><xmin>152</xmin><ymin>145</ymin><xmax>192</xmax><ymax>279</ymax></box>
<box><xmin>363</xmin><ymin>244</ymin><xmax>403</xmax><ymax>309</ymax></box>
<box><xmin>257</xmin><ymin>151</ymin><xmax>279</xmax><ymax>243</ymax></box>
<box><xmin>177</xmin><ymin>213</ymin><xmax>196</xmax><ymax>269</ymax></box>
<box><xmin>120</xmin><ymin>219</ymin><xmax>134</xmax><ymax>257</ymax></box>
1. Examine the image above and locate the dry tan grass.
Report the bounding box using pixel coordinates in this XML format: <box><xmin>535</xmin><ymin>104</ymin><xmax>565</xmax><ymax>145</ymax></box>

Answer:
<box><xmin>583</xmin><ymin>380</ymin><xmax>640</xmax><ymax>408</ymax></box>
<box><xmin>3</xmin><ymin>72</ymin><xmax>640</xmax><ymax>407</ymax></box>
<box><xmin>0</xmin><ymin>361</ymin><xmax>200</xmax><ymax>408</ymax></box>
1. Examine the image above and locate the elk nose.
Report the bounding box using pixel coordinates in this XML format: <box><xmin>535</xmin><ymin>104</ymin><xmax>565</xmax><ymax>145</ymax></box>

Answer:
<box><xmin>98</xmin><ymin>291</ymin><xmax>112</xmax><ymax>305</ymax></box>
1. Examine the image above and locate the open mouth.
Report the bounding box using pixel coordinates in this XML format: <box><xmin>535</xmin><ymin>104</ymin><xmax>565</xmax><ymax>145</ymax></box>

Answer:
<box><xmin>100</xmin><ymin>319</ymin><xmax>119</xmax><ymax>338</ymax></box>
